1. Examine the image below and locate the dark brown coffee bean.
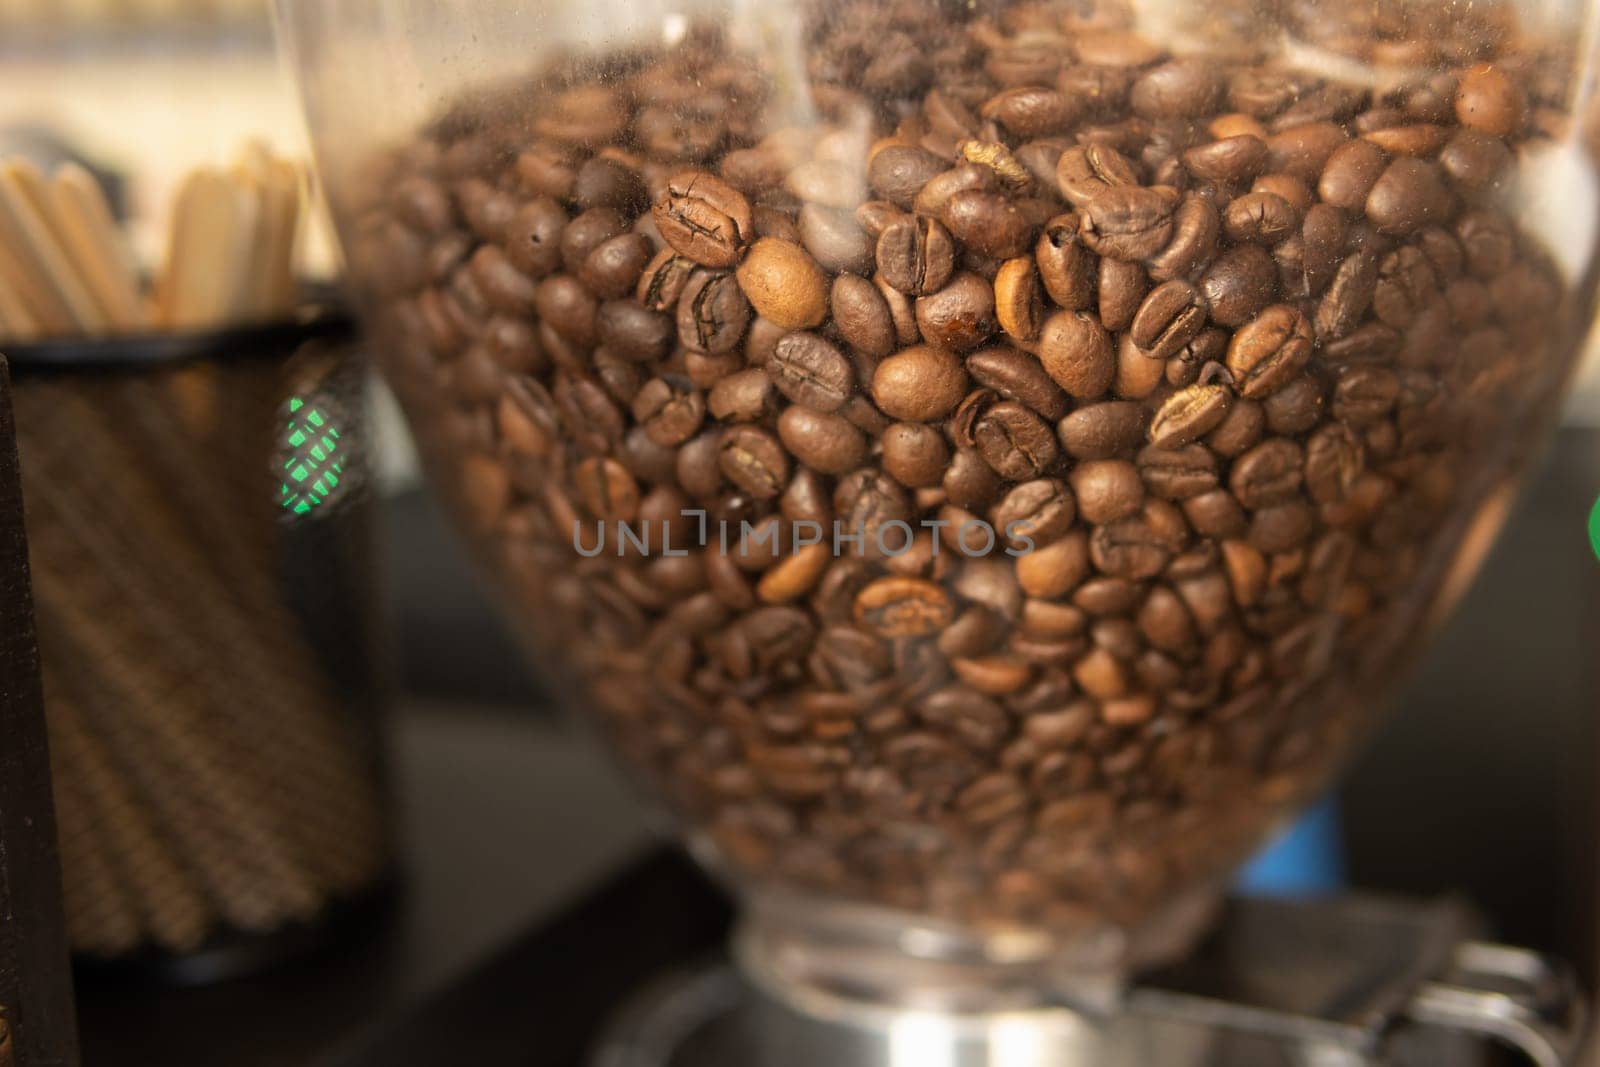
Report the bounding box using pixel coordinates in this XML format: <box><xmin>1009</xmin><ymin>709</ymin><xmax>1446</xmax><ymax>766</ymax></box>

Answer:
<box><xmin>1138</xmin><ymin>444</ymin><xmax>1218</xmax><ymax>500</ymax></box>
<box><xmin>1438</xmin><ymin>129</ymin><xmax>1513</xmax><ymax>192</ymax></box>
<box><xmin>580</xmin><ymin>233</ymin><xmax>652</xmax><ymax>300</ymax></box>
<box><xmin>1199</xmin><ymin>245</ymin><xmax>1276</xmax><ymax>327</ymax></box>
<box><xmin>868</xmin><ymin>145</ymin><xmax>951</xmax><ymax>208</ymax></box>
<box><xmin>1365</xmin><ymin>158</ymin><xmax>1453</xmax><ymax>235</ymax></box>
<box><xmin>967</xmin><ymin>346</ymin><xmax>1069</xmax><ymax>421</ymax></box>
<box><xmin>916</xmin><ymin>272</ymin><xmax>998</xmax><ymax>351</ymax></box>
<box><xmin>1098</xmin><ymin>257</ymin><xmax>1148</xmax><ymax>333</ymax></box>
<box><xmin>1372</xmin><ymin>246</ymin><xmax>1438</xmax><ymax>329</ymax></box>
<box><xmin>1315</xmin><ymin>250</ymin><xmax>1380</xmax><ymax>341</ymax></box>
<box><xmin>636</xmin><ymin>249</ymin><xmax>696</xmax><ymax>311</ymax></box>
<box><xmin>633</xmin><ymin>377</ymin><xmax>706</xmax><ymax>447</ymax></box>
<box><xmin>770</xmin><ymin>332</ymin><xmax>854</xmax><ymax>412</ymax></box>
<box><xmin>1183</xmin><ymin>489</ymin><xmax>1248</xmax><ymax>538</ymax></box>
<box><xmin>535</xmin><ymin>275</ymin><xmax>599</xmax><ymax>346</ymax></box>
<box><xmin>779</xmin><ymin>407</ymin><xmax>869</xmax><ymax>475</ymax></box>
<box><xmin>854</xmin><ymin>577</ymin><xmax>954</xmax><ymax>638</ymax></box>
<box><xmin>597</xmin><ymin>301</ymin><xmax>674</xmax><ymax>362</ymax></box>
<box><xmin>1149</xmin><ymin>383</ymin><xmax>1233</xmax><ymax>447</ymax></box>
<box><xmin>1038</xmin><ymin>311</ymin><xmax>1115</xmax><ymax>399</ymax></box>
<box><xmin>1250</xmin><ymin>500</ymin><xmax>1314</xmax><ymax>553</ymax></box>
<box><xmin>872</xmin><ymin>345</ymin><xmax>969</xmax><ymax>421</ymax></box>
<box><xmin>994</xmin><ymin>257</ymin><xmax>1046</xmax><ymax>344</ymax></box>
<box><xmin>993</xmin><ymin>478</ymin><xmax>1076</xmax><ymax>550</ymax></box>
<box><xmin>653</xmin><ymin>170</ymin><xmax>754</xmax><ymax>267</ymax></box>
<box><xmin>1035</xmin><ymin>213</ymin><xmax>1097</xmax><ymax>311</ymax></box>
<box><xmin>1226</xmin><ymin>304</ymin><xmax>1313</xmax><ymax>398</ymax></box>
<box><xmin>560</xmin><ymin>208</ymin><xmax>627</xmax><ymax>276</ymax></box>
<box><xmin>1331</xmin><ymin>365</ymin><xmax>1400</xmax><ymax>424</ymax></box>
<box><xmin>831</xmin><ymin>274</ymin><xmax>897</xmax><ymax>357</ymax></box>
<box><xmin>944</xmin><ymin>447</ymin><xmax>1004</xmax><ymax>510</ymax></box>
<box><xmin>719</xmin><ymin>425</ymin><xmax>790</xmax><ymax>499</ymax></box>
<box><xmin>1304</xmin><ymin>423</ymin><xmax>1364</xmax><ymax>504</ymax></box>
<box><xmin>1132</xmin><ymin>59</ymin><xmax>1224</xmax><ymax>119</ymax></box>
<box><xmin>1261</xmin><ymin>374</ymin><xmax>1325</xmax><ymax>435</ymax></box>
<box><xmin>505</xmin><ymin>197</ymin><xmax>567</xmax><ymax>277</ymax></box>
<box><xmin>799</xmin><ymin>203</ymin><xmax>873</xmax><ymax>274</ymax></box>
<box><xmin>1071</xmin><ymin>459</ymin><xmax>1144</xmax><ymax>524</ymax></box>
<box><xmin>1222</xmin><ymin>191</ymin><xmax>1299</xmax><ymax>245</ymax></box>
<box><xmin>1182</xmin><ymin>135</ymin><xmax>1267</xmax><ymax>182</ymax></box>
<box><xmin>877</xmin><ymin>215</ymin><xmax>958</xmax><ymax>296</ymax></box>
<box><xmin>1266</xmin><ymin>122</ymin><xmax>1349</xmax><ymax>184</ymax></box>
<box><xmin>1230</xmin><ymin>438</ymin><xmax>1304</xmax><ymax>508</ymax></box>
<box><xmin>983</xmin><ymin>86</ymin><xmax>1080</xmax><ymax>138</ymax></box>
<box><xmin>1055</xmin><ymin>144</ymin><xmax>1140</xmax><ymax>207</ymax></box>
<box><xmin>1081</xmin><ymin>184</ymin><xmax>1180</xmax><ymax>260</ymax></box>
<box><xmin>708</xmin><ymin>367</ymin><xmax>777</xmax><ymax>422</ymax></box>
<box><xmin>1147</xmin><ymin>193</ymin><xmax>1221</xmax><ymax>282</ymax></box>
<box><xmin>1131</xmin><ymin>279</ymin><xmax>1207</xmax><ymax>359</ymax></box>
<box><xmin>1455</xmin><ymin>64</ymin><xmax>1524</xmax><ymax>138</ymax></box>
<box><xmin>678</xmin><ymin>269</ymin><xmax>752</xmax><ymax>355</ymax></box>
<box><xmin>974</xmin><ymin>401</ymin><xmax>1060</xmax><ymax>480</ymax></box>
<box><xmin>574</xmin><ymin>457</ymin><xmax>640</xmax><ymax>522</ymax></box>
<box><xmin>882</xmin><ymin>423</ymin><xmax>950</xmax><ymax>489</ymax></box>
<box><xmin>941</xmin><ymin>190</ymin><xmax>1037</xmax><ymax>260</ymax></box>
<box><xmin>1057</xmin><ymin>401</ymin><xmax>1144</xmax><ymax>460</ymax></box>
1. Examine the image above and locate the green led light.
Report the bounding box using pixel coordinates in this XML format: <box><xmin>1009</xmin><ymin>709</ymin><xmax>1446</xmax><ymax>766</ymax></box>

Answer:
<box><xmin>280</xmin><ymin>395</ymin><xmax>347</xmax><ymax>514</ymax></box>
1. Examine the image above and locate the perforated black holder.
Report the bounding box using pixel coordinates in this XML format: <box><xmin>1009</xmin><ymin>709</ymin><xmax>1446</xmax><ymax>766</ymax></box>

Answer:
<box><xmin>3</xmin><ymin>302</ymin><xmax>398</xmax><ymax>988</ymax></box>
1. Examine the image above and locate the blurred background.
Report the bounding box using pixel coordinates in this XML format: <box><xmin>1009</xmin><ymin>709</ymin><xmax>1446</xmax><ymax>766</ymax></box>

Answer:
<box><xmin>0</xmin><ymin>2</ymin><xmax>1597</xmax><ymax>1064</ymax></box>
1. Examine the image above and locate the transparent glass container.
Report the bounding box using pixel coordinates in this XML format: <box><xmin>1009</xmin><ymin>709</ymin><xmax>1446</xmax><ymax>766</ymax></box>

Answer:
<box><xmin>275</xmin><ymin>0</ymin><xmax>1599</xmax><ymax>1057</ymax></box>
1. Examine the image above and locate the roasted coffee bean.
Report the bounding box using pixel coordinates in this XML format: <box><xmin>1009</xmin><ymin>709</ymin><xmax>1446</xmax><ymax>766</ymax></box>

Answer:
<box><xmin>1055</xmin><ymin>144</ymin><xmax>1140</xmax><ymax>207</ymax></box>
<box><xmin>877</xmin><ymin>215</ymin><xmax>958</xmax><ymax>295</ymax></box>
<box><xmin>1132</xmin><ymin>59</ymin><xmax>1225</xmax><ymax>119</ymax></box>
<box><xmin>737</xmin><ymin>238</ymin><xmax>830</xmax><ymax>329</ymax></box>
<box><xmin>1222</xmin><ymin>191</ymin><xmax>1299</xmax><ymax>245</ymax></box>
<box><xmin>944</xmin><ymin>446</ymin><xmax>1004</xmax><ymax>510</ymax></box>
<box><xmin>505</xmin><ymin>197</ymin><xmax>567</xmax><ymax>277</ymax></box>
<box><xmin>853</xmin><ymin>577</ymin><xmax>954</xmax><ymax>637</ymax></box>
<box><xmin>1182</xmin><ymin>134</ymin><xmax>1267</xmax><ymax>182</ymax></box>
<box><xmin>1131</xmin><ymin>280</ymin><xmax>1207</xmax><ymax>359</ymax></box>
<box><xmin>915</xmin><ymin>272</ymin><xmax>998</xmax><ymax>351</ymax></box>
<box><xmin>1230</xmin><ymin>438</ymin><xmax>1304</xmax><ymax>508</ymax></box>
<box><xmin>561</xmin><ymin>208</ymin><xmax>628</xmax><ymax>277</ymax></box>
<box><xmin>769</xmin><ymin>332</ymin><xmax>855</xmax><ymax>412</ymax></box>
<box><xmin>636</xmin><ymin>249</ymin><xmax>696</xmax><ymax>311</ymax></box>
<box><xmin>1456</xmin><ymin>64</ymin><xmax>1524</xmax><ymax>138</ymax></box>
<box><xmin>941</xmin><ymin>189</ymin><xmax>1037</xmax><ymax>260</ymax></box>
<box><xmin>1098</xmin><ymin>257</ymin><xmax>1148</xmax><ymax>333</ymax></box>
<box><xmin>708</xmin><ymin>367</ymin><xmax>777</xmax><ymax>423</ymax></box>
<box><xmin>1261</xmin><ymin>374</ymin><xmax>1325</xmax><ymax>435</ymax></box>
<box><xmin>868</xmin><ymin>145</ymin><xmax>951</xmax><ymax>208</ymax></box>
<box><xmin>632</xmin><ymin>377</ymin><xmax>706</xmax><ymax>447</ymax></box>
<box><xmin>1227</xmin><ymin>304</ymin><xmax>1314</xmax><ymax>398</ymax></box>
<box><xmin>678</xmin><ymin>269</ymin><xmax>753</xmax><ymax>354</ymax></box>
<box><xmin>779</xmin><ymin>406</ymin><xmax>869</xmax><ymax>474</ymax></box>
<box><xmin>1365</xmin><ymin>158</ymin><xmax>1452</xmax><ymax>235</ymax></box>
<box><xmin>1150</xmin><ymin>383</ymin><xmax>1234</xmax><ymax>447</ymax></box>
<box><xmin>1315</xmin><ymin>250</ymin><xmax>1380</xmax><ymax>340</ymax></box>
<box><xmin>1058</xmin><ymin>401</ymin><xmax>1145</xmax><ymax>460</ymax></box>
<box><xmin>882</xmin><ymin>422</ymin><xmax>950</xmax><ymax>488</ymax></box>
<box><xmin>872</xmin><ymin>345</ymin><xmax>969</xmax><ymax>421</ymax></box>
<box><xmin>1199</xmin><ymin>245</ymin><xmax>1276</xmax><ymax>327</ymax></box>
<box><xmin>1138</xmin><ymin>444</ymin><xmax>1218</xmax><ymax>500</ymax></box>
<box><xmin>994</xmin><ymin>257</ymin><xmax>1047</xmax><ymax>343</ymax></box>
<box><xmin>718</xmin><ymin>425</ymin><xmax>790</xmax><ymax>499</ymax></box>
<box><xmin>1114</xmin><ymin>332</ymin><xmax>1166</xmax><ymax>399</ymax></box>
<box><xmin>967</xmin><ymin>345</ymin><xmax>1070</xmax><ymax>421</ymax></box>
<box><xmin>830</xmin><ymin>274</ymin><xmax>896</xmax><ymax>357</ymax></box>
<box><xmin>1036</xmin><ymin>214</ymin><xmax>1097</xmax><ymax>310</ymax></box>
<box><xmin>973</xmin><ymin>401</ymin><xmax>1060</xmax><ymax>480</ymax></box>
<box><xmin>1080</xmin><ymin>184</ymin><xmax>1181</xmax><ymax>260</ymax></box>
<box><xmin>1038</xmin><ymin>311</ymin><xmax>1115</xmax><ymax>399</ymax></box>
<box><xmin>1305</xmin><ymin>423</ymin><xmax>1365</xmax><ymax>503</ymax></box>
<box><xmin>653</xmin><ymin>170</ymin><xmax>754</xmax><ymax>267</ymax></box>
<box><xmin>1070</xmin><ymin>459</ymin><xmax>1145</xmax><ymax>524</ymax></box>
<box><xmin>993</xmin><ymin>478</ymin><xmax>1076</xmax><ymax>550</ymax></box>
<box><xmin>1147</xmin><ymin>193</ymin><xmax>1221</xmax><ymax>282</ymax></box>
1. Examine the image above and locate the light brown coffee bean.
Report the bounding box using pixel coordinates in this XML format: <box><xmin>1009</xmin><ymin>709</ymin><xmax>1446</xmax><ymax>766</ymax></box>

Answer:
<box><xmin>1038</xmin><ymin>311</ymin><xmax>1115</xmax><ymax>399</ymax></box>
<box><xmin>872</xmin><ymin>345</ymin><xmax>971</xmax><ymax>421</ymax></box>
<box><xmin>653</xmin><ymin>170</ymin><xmax>753</xmax><ymax>267</ymax></box>
<box><xmin>736</xmin><ymin>238</ymin><xmax>830</xmax><ymax>329</ymax></box>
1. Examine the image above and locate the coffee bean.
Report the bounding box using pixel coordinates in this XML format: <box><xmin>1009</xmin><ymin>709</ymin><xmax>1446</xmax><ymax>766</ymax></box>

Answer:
<box><xmin>1315</xmin><ymin>250</ymin><xmax>1380</xmax><ymax>341</ymax></box>
<box><xmin>1036</xmin><ymin>214</ymin><xmax>1097</xmax><ymax>310</ymax></box>
<box><xmin>1223</xmin><ymin>191</ymin><xmax>1300</xmax><ymax>245</ymax></box>
<box><xmin>1199</xmin><ymin>245</ymin><xmax>1276</xmax><ymax>327</ymax></box>
<box><xmin>944</xmin><ymin>446</ymin><xmax>1004</xmax><ymax>510</ymax></box>
<box><xmin>1098</xmin><ymin>257</ymin><xmax>1148</xmax><ymax>333</ymax></box>
<box><xmin>1070</xmin><ymin>459</ymin><xmax>1144</xmax><ymax>524</ymax></box>
<box><xmin>1227</xmin><ymin>304</ymin><xmax>1314</xmax><ymax>398</ymax></box>
<box><xmin>1131</xmin><ymin>280</ymin><xmax>1207</xmax><ymax>359</ymax></box>
<box><xmin>1115</xmin><ymin>333</ymin><xmax>1166</xmax><ymax>399</ymax></box>
<box><xmin>678</xmin><ymin>269</ymin><xmax>752</xmax><ymax>354</ymax></box>
<box><xmin>737</xmin><ymin>238</ymin><xmax>830</xmax><ymax>329</ymax></box>
<box><xmin>1365</xmin><ymin>158</ymin><xmax>1452</xmax><ymax>235</ymax></box>
<box><xmin>632</xmin><ymin>377</ymin><xmax>706</xmax><ymax>447</ymax></box>
<box><xmin>708</xmin><ymin>367</ymin><xmax>777</xmax><ymax>423</ymax></box>
<box><xmin>1230</xmin><ymin>438</ymin><xmax>1304</xmax><ymax>508</ymax></box>
<box><xmin>1150</xmin><ymin>383</ymin><xmax>1234</xmax><ymax>447</ymax></box>
<box><xmin>868</xmin><ymin>145</ymin><xmax>951</xmax><ymax>208</ymax></box>
<box><xmin>1305</xmin><ymin>422</ymin><xmax>1365</xmax><ymax>503</ymax></box>
<box><xmin>1455</xmin><ymin>64</ymin><xmax>1524</xmax><ymax>137</ymax></box>
<box><xmin>652</xmin><ymin>170</ymin><xmax>753</xmax><ymax>267</ymax></box>
<box><xmin>854</xmin><ymin>577</ymin><xmax>955</xmax><ymax>637</ymax></box>
<box><xmin>1138</xmin><ymin>443</ymin><xmax>1218</xmax><ymax>500</ymax></box>
<box><xmin>637</xmin><ymin>249</ymin><xmax>697</xmax><ymax>311</ymax></box>
<box><xmin>1132</xmin><ymin>59</ymin><xmax>1224</xmax><ymax>119</ymax></box>
<box><xmin>769</xmin><ymin>332</ymin><xmax>854</xmax><ymax>412</ymax></box>
<box><xmin>718</xmin><ymin>425</ymin><xmax>790</xmax><ymax>499</ymax></box>
<box><xmin>941</xmin><ymin>189</ymin><xmax>1037</xmax><ymax>260</ymax></box>
<box><xmin>916</xmin><ymin>272</ymin><xmax>998</xmax><ymax>351</ymax></box>
<box><xmin>1182</xmin><ymin>134</ymin><xmax>1267</xmax><ymax>182</ymax></box>
<box><xmin>882</xmin><ymin>422</ymin><xmax>950</xmax><ymax>488</ymax></box>
<box><xmin>994</xmin><ymin>257</ymin><xmax>1047</xmax><ymax>344</ymax></box>
<box><xmin>993</xmin><ymin>478</ymin><xmax>1076</xmax><ymax>550</ymax></box>
<box><xmin>1081</xmin><ymin>184</ymin><xmax>1180</xmax><ymax>260</ymax></box>
<box><xmin>1147</xmin><ymin>193</ymin><xmax>1221</xmax><ymax>282</ymax></box>
<box><xmin>1038</xmin><ymin>311</ymin><xmax>1115</xmax><ymax>399</ymax></box>
<box><xmin>973</xmin><ymin>401</ymin><xmax>1060</xmax><ymax>480</ymax></box>
<box><xmin>878</xmin><ymin>215</ymin><xmax>958</xmax><ymax>295</ymax></box>
<box><xmin>968</xmin><ymin>345</ymin><xmax>1070</xmax><ymax>421</ymax></box>
<box><xmin>1261</xmin><ymin>374</ymin><xmax>1325</xmax><ymax>435</ymax></box>
<box><xmin>1058</xmin><ymin>401</ymin><xmax>1145</xmax><ymax>459</ymax></box>
<box><xmin>1056</xmin><ymin>144</ymin><xmax>1140</xmax><ymax>207</ymax></box>
<box><xmin>778</xmin><ymin>406</ymin><xmax>869</xmax><ymax>475</ymax></box>
<box><xmin>872</xmin><ymin>345</ymin><xmax>970</xmax><ymax>421</ymax></box>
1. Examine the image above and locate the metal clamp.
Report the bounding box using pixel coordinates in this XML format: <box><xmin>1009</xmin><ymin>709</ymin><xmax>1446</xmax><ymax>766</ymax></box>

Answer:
<box><xmin>1404</xmin><ymin>942</ymin><xmax>1587</xmax><ymax>1067</ymax></box>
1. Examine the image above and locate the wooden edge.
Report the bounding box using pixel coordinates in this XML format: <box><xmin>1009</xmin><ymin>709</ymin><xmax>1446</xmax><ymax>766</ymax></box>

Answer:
<box><xmin>0</xmin><ymin>354</ymin><xmax>82</xmax><ymax>1067</ymax></box>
